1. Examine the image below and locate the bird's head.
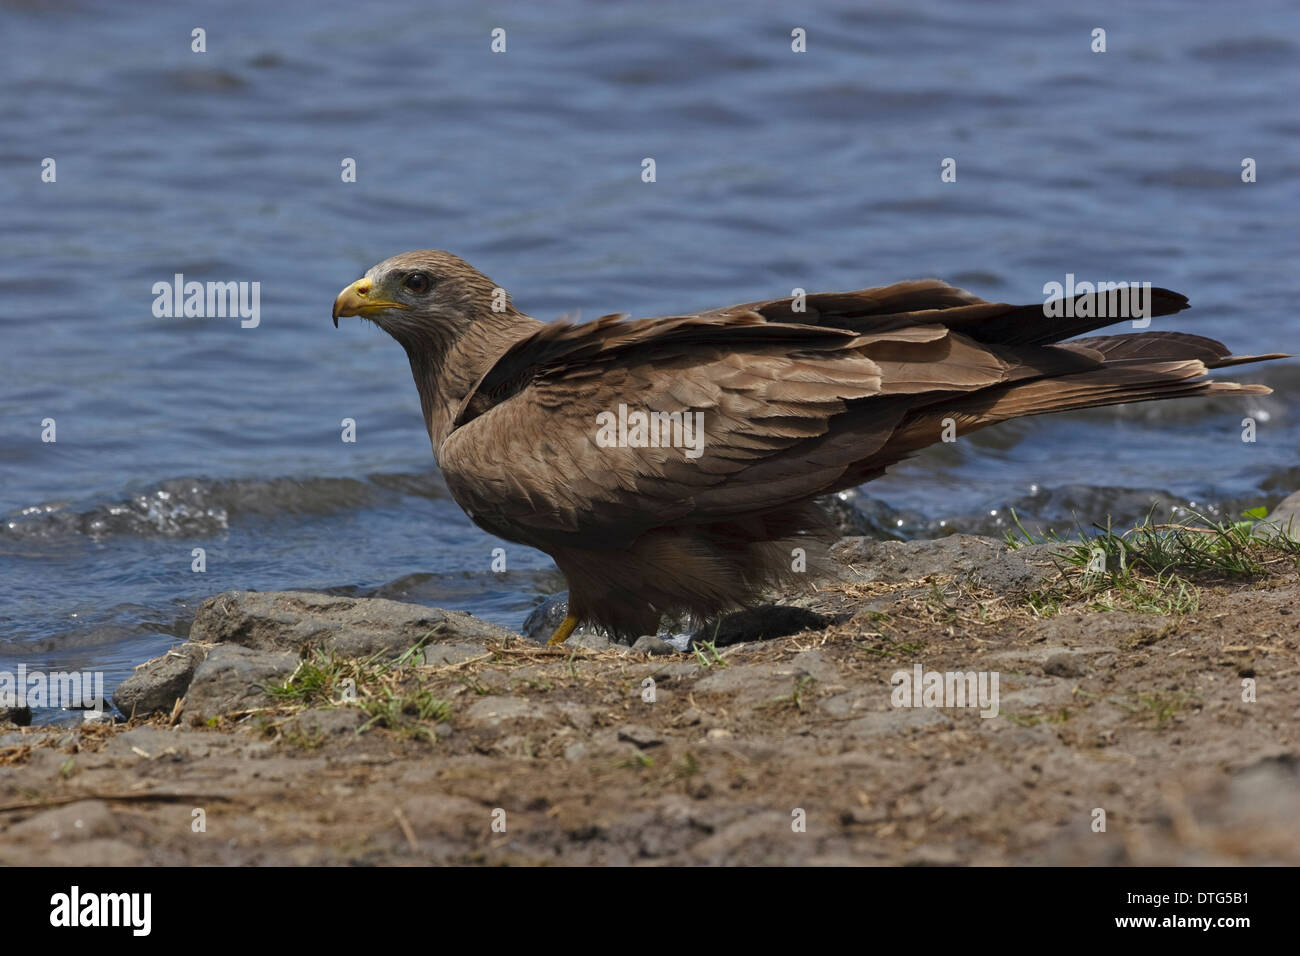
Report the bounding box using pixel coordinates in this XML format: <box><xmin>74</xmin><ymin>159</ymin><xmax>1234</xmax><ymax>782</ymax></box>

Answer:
<box><xmin>332</xmin><ymin>250</ymin><xmax>513</xmax><ymax>346</ymax></box>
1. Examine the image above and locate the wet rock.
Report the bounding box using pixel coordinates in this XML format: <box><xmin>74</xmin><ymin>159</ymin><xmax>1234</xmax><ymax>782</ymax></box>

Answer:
<box><xmin>0</xmin><ymin>705</ymin><xmax>32</xmax><ymax>726</ymax></box>
<box><xmin>523</xmin><ymin>592</ymin><xmax>701</xmax><ymax>647</ymax></box>
<box><xmin>184</xmin><ymin>644</ymin><xmax>299</xmax><ymax>722</ymax></box>
<box><xmin>694</xmin><ymin>605</ymin><xmax>829</xmax><ymax>648</ymax></box>
<box><xmin>817</xmin><ymin>492</ymin><xmax>910</xmax><ymax>539</ymax></box>
<box><xmin>929</xmin><ymin>484</ymin><xmax>1180</xmax><ymax>539</ymax></box>
<box><xmin>631</xmin><ymin>635</ymin><xmax>675</xmax><ymax>656</ymax></box>
<box><xmin>521</xmin><ymin>592</ymin><xmax>569</xmax><ymax>640</ymax></box>
<box><xmin>190</xmin><ymin>590</ymin><xmax>516</xmax><ymax>657</ymax></box>
<box><xmin>113</xmin><ymin>642</ymin><xmax>208</xmax><ymax>718</ymax></box>
<box><xmin>522</xmin><ymin>592</ymin><xmax>606</xmax><ymax>643</ymax></box>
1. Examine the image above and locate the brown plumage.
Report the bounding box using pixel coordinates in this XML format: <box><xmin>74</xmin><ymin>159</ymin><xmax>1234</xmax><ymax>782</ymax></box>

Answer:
<box><xmin>333</xmin><ymin>251</ymin><xmax>1284</xmax><ymax>642</ymax></box>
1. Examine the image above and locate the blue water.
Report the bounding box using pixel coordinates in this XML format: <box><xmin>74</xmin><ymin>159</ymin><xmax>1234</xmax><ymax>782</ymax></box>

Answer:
<box><xmin>1</xmin><ymin>0</ymin><xmax>1296</xmax><ymax>718</ymax></box>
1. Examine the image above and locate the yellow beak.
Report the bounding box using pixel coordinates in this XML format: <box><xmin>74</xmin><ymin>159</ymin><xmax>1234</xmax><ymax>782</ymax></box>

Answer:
<box><xmin>332</xmin><ymin>278</ymin><xmax>409</xmax><ymax>327</ymax></box>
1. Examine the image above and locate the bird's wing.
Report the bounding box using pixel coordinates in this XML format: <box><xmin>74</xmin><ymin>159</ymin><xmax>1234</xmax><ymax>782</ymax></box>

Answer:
<box><xmin>437</xmin><ymin>307</ymin><xmax>1096</xmax><ymax>550</ymax></box>
<box><xmin>703</xmin><ymin>278</ymin><xmax>1191</xmax><ymax>346</ymax></box>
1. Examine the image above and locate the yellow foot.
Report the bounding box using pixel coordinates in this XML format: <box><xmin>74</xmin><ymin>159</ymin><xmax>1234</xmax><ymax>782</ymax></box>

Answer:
<box><xmin>547</xmin><ymin>614</ymin><xmax>579</xmax><ymax>647</ymax></box>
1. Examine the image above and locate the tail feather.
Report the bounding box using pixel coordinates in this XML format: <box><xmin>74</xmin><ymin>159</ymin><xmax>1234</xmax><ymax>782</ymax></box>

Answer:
<box><xmin>840</xmin><ymin>354</ymin><xmax>1274</xmax><ymax>484</ymax></box>
<box><xmin>1062</xmin><ymin>331</ymin><xmax>1290</xmax><ymax>369</ymax></box>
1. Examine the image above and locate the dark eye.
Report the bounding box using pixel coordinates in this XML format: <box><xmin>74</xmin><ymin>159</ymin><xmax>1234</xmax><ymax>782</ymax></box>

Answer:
<box><xmin>403</xmin><ymin>272</ymin><xmax>432</xmax><ymax>294</ymax></box>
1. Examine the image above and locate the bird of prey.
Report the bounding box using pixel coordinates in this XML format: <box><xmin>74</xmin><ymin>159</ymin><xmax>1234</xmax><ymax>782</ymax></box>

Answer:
<box><xmin>333</xmin><ymin>251</ymin><xmax>1282</xmax><ymax>644</ymax></box>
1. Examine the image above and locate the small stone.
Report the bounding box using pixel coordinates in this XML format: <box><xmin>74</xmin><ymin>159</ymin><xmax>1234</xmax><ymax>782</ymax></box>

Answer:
<box><xmin>1043</xmin><ymin>654</ymin><xmax>1084</xmax><ymax>678</ymax></box>
<box><xmin>567</xmin><ymin>632</ymin><xmax>611</xmax><ymax>651</ymax></box>
<box><xmin>631</xmin><ymin>635</ymin><xmax>674</xmax><ymax>656</ymax></box>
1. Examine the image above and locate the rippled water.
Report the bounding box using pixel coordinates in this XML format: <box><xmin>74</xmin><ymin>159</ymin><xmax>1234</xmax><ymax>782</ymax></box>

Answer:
<box><xmin>1</xmin><ymin>0</ymin><xmax>1296</xmax><ymax>720</ymax></box>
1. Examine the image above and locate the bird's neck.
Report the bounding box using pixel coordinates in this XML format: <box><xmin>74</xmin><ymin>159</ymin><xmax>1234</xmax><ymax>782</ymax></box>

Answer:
<box><xmin>403</xmin><ymin>311</ymin><xmax>544</xmax><ymax>456</ymax></box>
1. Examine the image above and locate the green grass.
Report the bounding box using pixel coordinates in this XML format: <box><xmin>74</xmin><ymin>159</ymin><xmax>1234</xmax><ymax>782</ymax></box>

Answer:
<box><xmin>267</xmin><ymin>633</ymin><xmax>451</xmax><ymax>739</ymax></box>
<box><xmin>1005</xmin><ymin>708</ymin><xmax>1072</xmax><ymax>728</ymax></box>
<box><xmin>358</xmin><ymin>687</ymin><xmax>451</xmax><ymax>739</ymax></box>
<box><xmin>1008</xmin><ymin>508</ymin><xmax>1299</xmax><ymax>617</ymax></box>
<box><xmin>614</xmin><ymin>752</ymin><xmax>655</xmax><ymax>770</ymax></box>
<box><xmin>692</xmin><ymin>639</ymin><xmax>729</xmax><ymax>668</ymax></box>
<box><xmin>1113</xmin><ymin>690</ymin><xmax>1201</xmax><ymax>727</ymax></box>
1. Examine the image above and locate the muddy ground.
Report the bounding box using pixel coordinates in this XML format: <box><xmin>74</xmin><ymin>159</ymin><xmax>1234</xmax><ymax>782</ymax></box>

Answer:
<box><xmin>1</xmin><ymin>533</ymin><xmax>1297</xmax><ymax>866</ymax></box>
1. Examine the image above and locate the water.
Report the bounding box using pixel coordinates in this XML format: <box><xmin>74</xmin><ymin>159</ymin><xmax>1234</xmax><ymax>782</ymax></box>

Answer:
<box><xmin>1</xmin><ymin>0</ymin><xmax>1296</xmax><ymax>720</ymax></box>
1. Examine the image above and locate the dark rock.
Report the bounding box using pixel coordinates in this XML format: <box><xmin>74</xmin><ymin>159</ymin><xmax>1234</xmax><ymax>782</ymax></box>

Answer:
<box><xmin>522</xmin><ymin>592</ymin><xmax>569</xmax><ymax>640</ymax></box>
<box><xmin>617</xmin><ymin>724</ymin><xmax>664</xmax><ymax>749</ymax></box>
<box><xmin>820</xmin><ymin>489</ymin><xmax>934</xmax><ymax>539</ymax></box>
<box><xmin>1</xmin><ymin>705</ymin><xmax>32</xmax><ymax>726</ymax></box>
<box><xmin>521</xmin><ymin>592</ymin><xmax>608</xmax><ymax>643</ymax></box>
<box><xmin>190</xmin><ymin>590</ymin><xmax>517</xmax><ymax>657</ymax></box>
<box><xmin>694</xmin><ymin>605</ymin><xmax>829</xmax><ymax>648</ymax></box>
<box><xmin>816</xmin><ymin>492</ymin><xmax>916</xmax><ymax>539</ymax></box>
<box><xmin>925</xmin><ymin>484</ymin><xmax>1181</xmax><ymax>539</ymax></box>
<box><xmin>113</xmin><ymin>642</ymin><xmax>208</xmax><ymax>718</ymax></box>
<box><xmin>184</xmin><ymin>644</ymin><xmax>299</xmax><ymax>722</ymax></box>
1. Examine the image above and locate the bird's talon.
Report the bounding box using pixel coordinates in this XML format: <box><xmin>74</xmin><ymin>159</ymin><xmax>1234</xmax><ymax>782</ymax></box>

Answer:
<box><xmin>547</xmin><ymin>614</ymin><xmax>579</xmax><ymax>647</ymax></box>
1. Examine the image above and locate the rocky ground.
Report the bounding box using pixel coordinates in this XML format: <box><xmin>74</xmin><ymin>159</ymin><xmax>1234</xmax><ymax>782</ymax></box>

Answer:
<box><xmin>2</xmin><ymin>496</ymin><xmax>1298</xmax><ymax>866</ymax></box>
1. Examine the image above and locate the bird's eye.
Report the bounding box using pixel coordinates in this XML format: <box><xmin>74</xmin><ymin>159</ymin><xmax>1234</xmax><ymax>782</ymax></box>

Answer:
<box><xmin>403</xmin><ymin>272</ymin><xmax>432</xmax><ymax>294</ymax></box>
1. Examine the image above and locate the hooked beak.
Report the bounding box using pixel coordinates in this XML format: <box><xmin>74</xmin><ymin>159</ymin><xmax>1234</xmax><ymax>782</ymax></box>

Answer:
<box><xmin>332</xmin><ymin>278</ymin><xmax>409</xmax><ymax>328</ymax></box>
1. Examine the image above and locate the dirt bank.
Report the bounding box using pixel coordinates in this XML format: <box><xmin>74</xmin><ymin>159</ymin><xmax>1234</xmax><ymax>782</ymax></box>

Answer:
<box><xmin>2</xmin><ymin>531</ymin><xmax>1297</xmax><ymax>866</ymax></box>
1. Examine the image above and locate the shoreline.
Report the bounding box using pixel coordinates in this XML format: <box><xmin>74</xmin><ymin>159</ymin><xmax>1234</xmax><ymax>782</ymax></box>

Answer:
<box><xmin>2</xmin><ymin>508</ymin><xmax>1297</xmax><ymax>865</ymax></box>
